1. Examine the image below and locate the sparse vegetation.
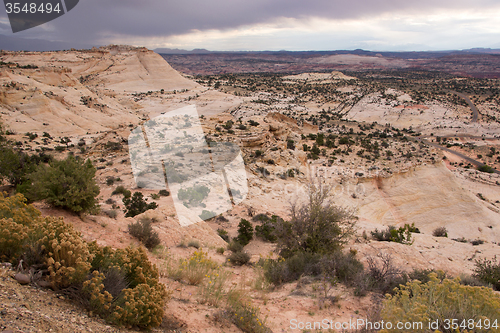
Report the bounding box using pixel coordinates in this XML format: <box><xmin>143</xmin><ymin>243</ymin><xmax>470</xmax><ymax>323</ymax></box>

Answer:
<box><xmin>236</xmin><ymin>219</ymin><xmax>253</xmax><ymax>246</ymax></box>
<box><xmin>227</xmin><ymin>240</ymin><xmax>244</xmax><ymax>253</ymax></box>
<box><xmin>169</xmin><ymin>249</ymin><xmax>218</xmax><ymax>285</ymax></box>
<box><xmin>371</xmin><ymin>224</ymin><xmax>418</xmax><ymax>245</ymax></box>
<box><xmin>217</xmin><ymin>228</ymin><xmax>229</xmax><ymax>242</ymax></box>
<box><xmin>159</xmin><ymin>189</ymin><xmax>170</xmax><ymax>196</ymax></box>
<box><xmin>432</xmin><ymin>226</ymin><xmax>448</xmax><ymax>237</ymax></box>
<box><xmin>111</xmin><ymin>185</ymin><xmax>131</xmax><ymax>198</ymax></box>
<box><xmin>254</xmin><ymin>215</ymin><xmax>279</xmax><ymax>242</ymax></box>
<box><xmin>273</xmin><ymin>183</ymin><xmax>356</xmax><ymax>258</ymax></box>
<box><xmin>128</xmin><ymin>217</ymin><xmax>161</xmax><ymax>250</ymax></box>
<box><xmin>478</xmin><ymin>164</ymin><xmax>495</xmax><ymax>173</ymax></box>
<box><xmin>381</xmin><ymin>273</ymin><xmax>500</xmax><ymax>333</ymax></box>
<box><xmin>102</xmin><ymin>209</ymin><xmax>118</xmax><ymax>219</ymax></box>
<box><xmin>473</xmin><ymin>256</ymin><xmax>500</xmax><ymax>291</ymax></box>
<box><xmin>123</xmin><ymin>192</ymin><xmax>158</xmax><ymax>217</ymax></box>
<box><xmin>19</xmin><ymin>155</ymin><xmax>100</xmax><ymax>214</ymax></box>
<box><xmin>227</xmin><ymin>251</ymin><xmax>251</xmax><ymax>266</ymax></box>
<box><xmin>0</xmin><ymin>193</ymin><xmax>168</xmax><ymax>329</ymax></box>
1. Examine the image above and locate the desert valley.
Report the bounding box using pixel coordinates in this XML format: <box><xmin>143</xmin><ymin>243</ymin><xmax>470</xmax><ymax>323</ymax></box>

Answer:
<box><xmin>1</xmin><ymin>45</ymin><xmax>500</xmax><ymax>332</ymax></box>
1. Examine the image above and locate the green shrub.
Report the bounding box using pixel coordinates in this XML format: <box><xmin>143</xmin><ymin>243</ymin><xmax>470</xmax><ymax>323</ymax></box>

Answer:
<box><xmin>320</xmin><ymin>251</ymin><xmax>364</xmax><ymax>285</ymax></box>
<box><xmin>473</xmin><ymin>256</ymin><xmax>500</xmax><ymax>291</ymax></box>
<box><xmin>432</xmin><ymin>226</ymin><xmax>448</xmax><ymax>237</ymax></box>
<box><xmin>103</xmin><ymin>209</ymin><xmax>117</xmax><ymax>219</ymax></box>
<box><xmin>471</xmin><ymin>239</ymin><xmax>485</xmax><ymax>246</ymax></box>
<box><xmin>0</xmin><ymin>145</ymin><xmax>41</xmax><ymax>186</ymax></box>
<box><xmin>478</xmin><ymin>165</ymin><xmax>495</xmax><ymax>173</ymax></box>
<box><xmin>228</xmin><ymin>251</ymin><xmax>251</xmax><ymax>266</ymax></box>
<box><xmin>256</xmin><ymin>166</ymin><xmax>269</xmax><ymax>177</ymax></box>
<box><xmin>123</xmin><ymin>192</ymin><xmax>158</xmax><ymax>218</ymax></box>
<box><xmin>452</xmin><ymin>237</ymin><xmax>468</xmax><ymax>243</ymax></box>
<box><xmin>252</xmin><ymin>213</ymin><xmax>269</xmax><ymax>222</ymax></box>
<box><xmin>188</xmin><ymin>240</ymin><xmax>200</xmax><ymax>249</ymax></box>
<box><xmin>263</xmin><ymin>252</ymin><xmax>321</xmax><ymax>285</ymax></box>
<box><xmin>20</xmin><ymin>156</ymin><xmax>100</xmax><ymax>214</ymax></box>
<box><xmin>371</xmin><ymin>224</ymin><xmax>417</xmax><ymax>245</ymax></box>
<box><xmin>158</xmin><ymin>189</ymin><xmax>170</xmax><ymax>196</ymax></box>
<box><xmin>216</xmin><ymin>247</ymin><xmax>225</xmax><ymax>255</ymax></box>
<box><xmin>236</xmin><ymin>219</ymin><xmax>253</xmax><ymax>246</ymax></box>
<box><xmin>273</xmin><ymin>183</ymin><xmax>356</xmax><ymax>258</ymax></box>
<box><xmin>262</xmin><ymin>250</ymin><xmax>364</xmax><ymax>287</ymax></box>
<box><xmin>407</xmin><ymin>268</ymin><xmax>448</xmax><ymax>285</ymax></box>
<box><xmin>112</xmin><ymin>185</ymin><xmax>131</xmax><ymax>198</ymax></box>
<box><xmin>217</xmin><ymin>228</ymin><xmax>229</xmax><ymax>242</ymax></box>
<box><xmin>128</xmin><ymin>217</ymin><xmax>161</xmax><ymax>250</ymax></box>
<box><xmin>227</xmin><ymin>240</ymin><xmax>243</xmax><ymax>253</ymax></box>
<box><xmin>254</xmin><ymin>215</ymin><xmax>280</xmax><ymax>242</ymax></box>
<box><xmin>223</xmin><ymin>120</ymin><xmax>233</xmax><ymax>130</ymax></box>
<box><xmin>380</xmin><ymin>274</ymin><xmax>500</xmax><ymax>333</ymax></box>
<box><xmin>459</xmin><ymin>274</ymin><xmax>493</xmax><ymax>288</ymax></box>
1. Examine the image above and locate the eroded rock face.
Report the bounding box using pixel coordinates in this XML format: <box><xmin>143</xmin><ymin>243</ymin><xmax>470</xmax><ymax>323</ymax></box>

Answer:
<box><xmin>0</xmin><ymin>46</ymin><xmax>198</xmax><ymax>136</ymax></box>
<box><xmin>239</xmin><ymin>131</ymin><xmax>272</xmax><ymax>147</ymax></box>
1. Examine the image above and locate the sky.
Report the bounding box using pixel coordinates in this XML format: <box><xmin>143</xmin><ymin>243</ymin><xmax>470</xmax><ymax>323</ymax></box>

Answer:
<box><xmin>1</xmin><ymin>0</ymin><xmax>500</xmax><ymax>51</ymax></box>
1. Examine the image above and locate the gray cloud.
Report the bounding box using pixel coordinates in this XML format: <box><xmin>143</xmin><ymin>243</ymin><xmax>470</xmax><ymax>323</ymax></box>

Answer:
<box><xmin>1</xmin><ymin>0</ymin><xmax>499</xmax><ymax>49</ymax></box>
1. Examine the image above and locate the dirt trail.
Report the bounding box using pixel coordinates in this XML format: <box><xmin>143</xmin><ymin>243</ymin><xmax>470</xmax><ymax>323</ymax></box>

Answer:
<box><xmin>446</xmin><ymin>90</ymin><xmax>479</xmax><ymax>122</ymax></box>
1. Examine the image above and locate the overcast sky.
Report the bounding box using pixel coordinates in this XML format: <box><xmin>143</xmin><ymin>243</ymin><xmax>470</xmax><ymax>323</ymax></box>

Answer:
<box><xmin>1</xmin><ymin>0</ymin><xmax>500</xmax><ymax>51</ymax></box>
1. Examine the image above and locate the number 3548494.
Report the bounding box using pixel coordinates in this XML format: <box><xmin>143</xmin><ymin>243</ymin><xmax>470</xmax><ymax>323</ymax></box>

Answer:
<box><xmin>5</xmin><ymin>2</ymin><xmax>61</xmax><ymax>14</ymax></box>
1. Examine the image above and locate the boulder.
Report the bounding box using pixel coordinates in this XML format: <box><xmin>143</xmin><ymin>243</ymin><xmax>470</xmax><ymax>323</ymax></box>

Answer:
<box><xmin>14</xmin><ymin>273</ymin><xmax>30</xmax><ymax>285</ymax></box>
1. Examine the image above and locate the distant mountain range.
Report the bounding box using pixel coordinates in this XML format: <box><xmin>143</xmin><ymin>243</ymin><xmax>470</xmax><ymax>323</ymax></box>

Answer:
<box><xmin>154</xmin><ymin>47</ymin><xmax>500</xmax><ymax>59</ymax></box>
<box><xmin>0</xmin><ymin>34</ymin><xmax>96</xmax><ymax>51</ymax></box>
<box><xmin>1</xmin><ymin>33</ymin><xmax>499</xmax><ymax>56</ymax></box>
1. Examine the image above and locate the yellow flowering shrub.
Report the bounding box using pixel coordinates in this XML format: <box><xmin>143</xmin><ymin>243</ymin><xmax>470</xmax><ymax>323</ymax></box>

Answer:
<box><xmin>112</xmin><ymin>283</ymin><xmax>167</xmax><ymax>328</ymax></box>
<box><xmin>39</xmin><ymin>216</ymin><xmax>92</xmax><ymax>288</ymax></box>
<box><xmin>198</xmin><ymin>269</ymin><xmax>230</xmax><ymax>307</ymax></box>
<box><xmin>175</xmin><ymin>249</ymin><xmax>218</xmax><ymax>285</ymax></box>
<box><xmin>0</xmin><ymin>194</ymin><xmax>170</xmax><ymax>329</ymax></box>
<box><xmin>380</xmin><ymin>273</ymin><xmax>500</xmax><ymax>333</ymax></box>
<box><xmin>88</xmin><ymin>243</ymin><xmax>170</xmax><ymax>329</ymax></box>
<box><xmin>82</xmin><ymin>270</ymin><xmax>114</xmax><ymax>316</ymax></box>
<box><xmin>227</xmin><ymin>289</ymin><xmax>270</xmax><ymax>333</ymax></box>
<box><xmin>0</xmin><ymin>192</ymin><xmax>41</xmax><ymax>263</ymax></box>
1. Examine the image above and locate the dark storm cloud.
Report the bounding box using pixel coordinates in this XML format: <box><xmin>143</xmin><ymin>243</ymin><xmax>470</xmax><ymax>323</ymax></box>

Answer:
<box><xmin>4</xmin><ymin>0</ymin><xmax>497</xmax><ymax>45</ymax></box>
